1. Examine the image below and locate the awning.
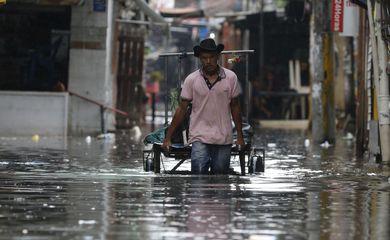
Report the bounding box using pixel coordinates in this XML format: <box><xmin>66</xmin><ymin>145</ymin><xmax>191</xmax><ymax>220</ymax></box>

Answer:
<box><xmin>133</xmin><ymin>0</ymin><xmax>167</xmax><ymax>24</ymax></box>
<box><xmin>160</xmin><ymin>7</ymin><xmax>204</xmax><ymax>18</ymax></box>
<box><xmin>5</xmin><ymin>0</ymin><xmax>84</xmax><ymax>5</ymax></box>
<box><xmin>159</xmin><ymin>0</ymin><xmax>236</xmax><ymax>18</ymax></box>
<box><xmin>351</xmin><ymin>0</ymin><xmax>367</xmax><ymax>9</ymax></box>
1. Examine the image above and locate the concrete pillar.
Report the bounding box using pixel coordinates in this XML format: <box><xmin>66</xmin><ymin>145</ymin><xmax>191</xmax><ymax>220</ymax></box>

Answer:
<box><xmin>310</xmin><ymin>0</ymin><xmax>336</xmax><ymax>144</ymax></box>
<box><xmin>309</xmin><ymin>4</ymin><xmax>325</xmax><ymax>143</ymax></box>
<box><xmin>375</xmin><ymin>3</ymin><xmax>390</xmax><ymax>163</ymax></box>
<box><xmin>68</xmin><ymin>0</ymin><xmax>116</xmax><ymax>135</ymax></box>
<box><xmin>367</xmin><ymin>1</ymin><xmax>390</xmax><ymax>163</ymax></box>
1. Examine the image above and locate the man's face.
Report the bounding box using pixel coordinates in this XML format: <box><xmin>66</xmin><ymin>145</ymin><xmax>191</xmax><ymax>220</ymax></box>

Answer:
<box><xmin>199</xmin><ymin>52</ymin><xmax>219</xmax><ymax>74</ymax></box>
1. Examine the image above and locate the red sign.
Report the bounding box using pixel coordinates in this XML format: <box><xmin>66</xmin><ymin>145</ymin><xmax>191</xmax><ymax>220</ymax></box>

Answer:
<box><xmin>331</xmin><ymin>0</ymin><xmax>344</xmax><ymax>32</ymax></box>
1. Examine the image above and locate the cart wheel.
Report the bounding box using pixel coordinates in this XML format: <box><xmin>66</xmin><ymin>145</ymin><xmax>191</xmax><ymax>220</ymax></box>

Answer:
<box><xmin>256</xmin><ymin>156</ymin><xmax>265</xmax><ymax>172</ymax></box>
<box><xmin>144</xmin><ymin>156</ymin><xmax>154</xmax><ymax>172</ymax></box>
<box><xmin>239</xmin><ymin>151</ymin><xmax>246</xmax><ymax>176</ymax></box>
<box><xmin>143</xmin><ymin>150</ymin><xmax>154</xmax><ymax>172</ymax></box>
<box><xmin>248</xmin><ymin>148</ymin><xmax>265</xmax><ymax>173</ymax></box>
<box><xmin>152</xmin><ymin>144</ymin><xmax>162</xmax><ymax>173</ymax></box>
<box><xmin>248</xmin><ymin>155</ymin><xmax>264</xmax><ymax>173</ymax></box>
<box><xmin>248</xmin><ymin>156</ymin><xmax>254</xmax><ymax>174</ymax></box>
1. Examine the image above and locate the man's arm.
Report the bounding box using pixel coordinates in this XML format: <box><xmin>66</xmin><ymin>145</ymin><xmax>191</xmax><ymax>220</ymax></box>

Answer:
<box><xmin>162</xmin><ymin>98</ymin><xmax>191</xmax><ymax>150</ymax></box>
<box><xmin>230</xmin><ymin>97</ymin><xmax>245</xmax><ymax>148</ymax></box>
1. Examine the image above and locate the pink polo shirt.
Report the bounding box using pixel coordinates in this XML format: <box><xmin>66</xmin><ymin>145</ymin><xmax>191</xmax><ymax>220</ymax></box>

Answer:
<box><xmin>181</xmin><ymin>67</ymin><xmax>241</xmax><ymax>145</ymax></box>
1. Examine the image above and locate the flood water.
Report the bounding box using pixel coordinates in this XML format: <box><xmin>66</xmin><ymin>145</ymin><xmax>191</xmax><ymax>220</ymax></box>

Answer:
<box><xmin>0</xmin><ymin>128</ymin><xmax>389</xmax><ymax>240</ymax></box>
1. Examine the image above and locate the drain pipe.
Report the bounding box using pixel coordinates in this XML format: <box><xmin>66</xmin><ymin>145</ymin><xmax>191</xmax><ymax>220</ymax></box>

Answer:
<box><xmin>104</xmin><ymin>0</ymin><xmax>114</xmax><ymax>134</ymax></box>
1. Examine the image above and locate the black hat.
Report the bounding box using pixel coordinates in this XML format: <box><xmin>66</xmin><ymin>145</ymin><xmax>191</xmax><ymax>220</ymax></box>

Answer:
<box><xmin>193</xmin><ymin>38</ymin><xmax>224</xmax><ymax>57</ymax></box>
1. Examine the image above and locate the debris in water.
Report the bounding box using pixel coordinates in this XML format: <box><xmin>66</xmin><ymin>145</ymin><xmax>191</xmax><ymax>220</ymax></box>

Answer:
<box><xmin>267</xmin><ymin>143</ymin><xmax>276</xmax><ymax>148</ymax></box>
<box><xmin>343</xmin><ymin>132</ymin><xmax>354</xmax><ymax>140</ymax></box>
<box><xmin>31</xmin><ymin>134</ymin><xmax>40</xmax><ymax>142</ymax></box>
<box><xmin>129</xmin><ymin>125</ymin><xmax>142</xmax><ymax>141</ymax></box>
<box><xmin>320</xmin><ymin>141</ymin><xmax>331</xmax><ymax>148</ymax></box>
<box><xmin>78</xmin><ymin>220</ymin><xmax>97</xmax><ymax>225</ymax></box>
<box><xmin>85</xmin><ymin>136</ymin><xmax>92</xmax><ymax>144</ymax></box>
<box><xmin>97</xmin><ymin>133</ymin><xmax>115</xmax><ymax>140</ymax></box>
<box><xmin>304</xmin><ymin>139</ymin><xmax>310</xmax><ymax>147</ymax></box>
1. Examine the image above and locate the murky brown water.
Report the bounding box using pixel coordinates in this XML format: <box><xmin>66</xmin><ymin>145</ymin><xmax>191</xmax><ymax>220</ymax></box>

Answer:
<box><xmin>0</xmin><ymin>128</ymin><xmax>389</xmax><ymax>240</ymax></box>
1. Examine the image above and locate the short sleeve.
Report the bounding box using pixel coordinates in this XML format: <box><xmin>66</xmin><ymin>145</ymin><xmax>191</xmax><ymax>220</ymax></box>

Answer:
<box><xmin>180</xmin><ymin>75</ymin><xmax>193</xmax><ymax>100</ymax></box>
<box><xmin>231</xmin><ymin>74</ymin><xmax>241</xmax><ymax>98</ymax></box>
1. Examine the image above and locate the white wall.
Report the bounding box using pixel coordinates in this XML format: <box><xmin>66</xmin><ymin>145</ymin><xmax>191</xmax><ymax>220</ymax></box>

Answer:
<box><xmin>0</xmin><ymin>91</ymin><xmax>68</xmax><ymax>136</ymax></box>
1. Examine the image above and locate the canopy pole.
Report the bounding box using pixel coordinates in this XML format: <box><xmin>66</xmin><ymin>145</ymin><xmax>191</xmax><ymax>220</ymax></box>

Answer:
<box><xmin>164</xmin><ymin>57</ymin><xmax>169</xmax><ymax>125</ymax></box>
<box><xmin>245</xmin><ymin>54</ymin><xmax>250</xmax><ymax>120</ymax></box>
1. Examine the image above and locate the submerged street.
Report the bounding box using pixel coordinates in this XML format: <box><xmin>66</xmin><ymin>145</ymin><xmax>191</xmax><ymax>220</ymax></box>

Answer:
<box><xmin>1</xmin><ymin>0</ymin><xmax>389</xmax><ymax>239</ymax></box>
<box><xmin>0</xmin><ymin>128</ymin><xmax>389</xmax><ymax>240</ymax></box>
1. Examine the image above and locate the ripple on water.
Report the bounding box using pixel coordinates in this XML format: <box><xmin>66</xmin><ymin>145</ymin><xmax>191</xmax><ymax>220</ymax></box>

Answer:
<box><xmin>0</xmin><ymin>130</ymin><xmax>389</xmax><ymax>240</ymax></box>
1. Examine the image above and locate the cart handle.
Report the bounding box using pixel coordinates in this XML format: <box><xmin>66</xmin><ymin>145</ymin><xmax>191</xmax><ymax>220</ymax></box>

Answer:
<box><xmin>159</xmin><ymin>49</ymin><xmax>255</xmax><ymax>57</ymax></box>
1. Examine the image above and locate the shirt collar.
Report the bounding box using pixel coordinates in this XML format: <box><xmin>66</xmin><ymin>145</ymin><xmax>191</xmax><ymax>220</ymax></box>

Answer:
<box><xmin>199</xmin><ymin>66</ymin><xmax>226</xmax><ymax>80</ymax></box>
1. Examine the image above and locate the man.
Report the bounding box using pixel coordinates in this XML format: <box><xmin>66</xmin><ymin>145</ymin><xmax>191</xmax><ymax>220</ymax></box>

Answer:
<box><xmin>162</xmin><ymin>38</ymin><xmax>245</xmax><ymax>174</ymax></box>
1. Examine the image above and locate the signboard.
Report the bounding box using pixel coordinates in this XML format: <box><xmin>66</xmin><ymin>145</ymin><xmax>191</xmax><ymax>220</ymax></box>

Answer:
<box><xmin>331</xmin><ymin>0</ymin><xmax>359</xmax><ymax>36</ymax></box>
<box><xmin>331</xmin><ymin>0</ymin><xmax>344</xmax><ymax>32</ymax></box>
<box><xmin>93</xmin><ymin>0</ymin><xmax>106</xmax><ymax>12</ymax></box>
<box><xmin>340</xmin><ymin>0</ymin><xmax>359</xmax><ymax>36</ymax></box>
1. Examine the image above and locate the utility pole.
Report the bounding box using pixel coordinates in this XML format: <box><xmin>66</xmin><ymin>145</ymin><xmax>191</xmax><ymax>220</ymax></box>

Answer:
<box><xmin>310</xmin><ymin>0</ymin><xmax>336</xmax><ymax>143</ymax></box>
<box><xmin>356</xmin><ymin>8</ymin><xmax>368</xmax><ymax>157</ymax></box>
<box><xmin>259</xmin><ymin>0</ymin><xmax>264</xmax><ymax>91</ymax></box>
<box><xmin>367</xmin><ymin>0</ymin><xmax>390</xmax><ymax>163</ymax></box>
<box><xmin>375</xmin><ymin>2</ymin><xmax>390</xmax><ymax>163</ymax></box>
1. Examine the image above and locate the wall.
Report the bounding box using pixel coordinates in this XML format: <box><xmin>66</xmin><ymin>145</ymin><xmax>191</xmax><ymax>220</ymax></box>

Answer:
<box><xmin>68</xmin><ymin>0</ymin><xmax>116</xmax><ymax>135</ymax></box>
<box><xmin>334</xmin><ymin>35</ymin><xmax>346</xmax><ymax>113</ymax></box>
<box><xmin>0</xmin><ymin>91</ymin><xmax>68</xmax><ymax>136</ymax></box>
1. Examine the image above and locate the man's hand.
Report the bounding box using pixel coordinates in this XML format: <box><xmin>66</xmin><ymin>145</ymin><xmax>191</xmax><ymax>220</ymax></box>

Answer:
<box><xmin>231</xmin><ymin>97</ymin><xmax>245</xmax><ymax>151</ymax></box>
<box><xmin>162</xmin><ymin>137</ymin><xmax>171</xmax><ymax>152</ymax></box>
<box><xmin>235</xmin><ymin>136</ymin><xmax>245</xmax><ymax>151</ymax></box>
<box><xmin>162</xmin><ymin>98</ymin><xmax>190</xmax><ymax>153</ymax></box>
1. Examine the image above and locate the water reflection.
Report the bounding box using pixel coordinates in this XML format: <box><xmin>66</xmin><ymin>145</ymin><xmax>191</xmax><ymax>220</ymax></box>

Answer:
<box><xmin>0</xmin><ymin>129</ymin><xmax>389</xmax><ymax>239</ymax></box>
